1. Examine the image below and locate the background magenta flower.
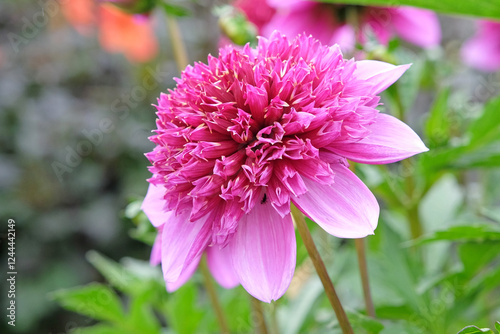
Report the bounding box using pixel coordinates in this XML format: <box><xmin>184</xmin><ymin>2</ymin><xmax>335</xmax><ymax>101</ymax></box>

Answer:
<box><xmin>142</xmin><ymin>32</ymin><xmax>427</xmax><ymax>302</ymax></box>
<box><xmin>235</xmin><ymin>0</ymin><xmax>441</xmax><ymax>51</ymax></box>
<box><xmin>461</xmin><ymin>20</ymin><xmax>500</xmax><ymax>72</ymax></box>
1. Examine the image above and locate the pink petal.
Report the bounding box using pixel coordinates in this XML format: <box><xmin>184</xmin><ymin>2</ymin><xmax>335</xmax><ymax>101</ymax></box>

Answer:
<box><xmin>362</xmin><ymin>8</ymin><xmax>393</xmax><ymax>46</ymax></box>
<box><xmin>206</xmin><ymin>245</ymin><xmax>239</xmax><ymax>289</ymax></box>
<box><xmin>293</xmin><ymin>164</ymin><xmax>379</xmax><ymax>238</ymax></box>
<box><xmin>141</xmin><ymin>183</ymin><xmax>169</xmax><ymax>228</ymax></box>
<box><xmin>150</xmin><ymin>229</ymin><xmax>162</xmax><ymax>266</ymax></box>
<box><xmin>262</xmin><ymin>2</ymin><xmax>339</xmax><ymax>45</ymax></box>
<box><xmin>461</xmin><ymin>21</ymin><xmax>500</xmax><ymax>72</ymax></box>
<box><xmin>329</xmin><ymin>24</ymin><xmax>356</xmax><ymax>53</ymax></box>
<box><xmin>230</xmin><ymin>196</ymin><xmax>296</xmax><ymax>302</ymax></box>
<box><xmin>355</xmin><ymin>60</ymin><xmax>411</xmax><ymax>94</ymax></box>
<box><xmin>161</xmin><ymin>211</ymin><xmax>212</xmax><ymax>283</ymax></box>
<box><xmin>389</xmin><ymin>7</ymin><xmax>441</xmax><ymax>48</ymax></box>
<box><xmin>328</xmin><ymin>113</ymin><xmax>428</xmax><ymax>164</ymax></box>
<box><xmin>166</xmin><ymin>255</ymin><xmax>201</xmax><ymax>292</ymax></box>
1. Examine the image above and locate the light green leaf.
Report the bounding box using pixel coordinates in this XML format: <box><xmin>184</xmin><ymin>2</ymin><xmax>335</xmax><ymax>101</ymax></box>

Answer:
<box><xmin>278</xmin><ymin>277</ymin><xmax>324</xmax><ymax>334</ymax></box>
<box><xmin>347</xmin><ymin>310</ymin><xmax>384</xmax><ymax>333</ymax></box>
<box><xmin>127</xmin><ymin>296</ymin><xmax>161</xmax><ymax>334</ymax></box>
<box><xmin>165</xmin><ymin>282</ymin><xmax>204</xmax><ymax>334</ymax></box>
<box><xmin>72</xmin><ymin>324</ymin><xmax>125</xmax><ymax>334</ymax></box>
<box><xmin>421</xmin><ymin>96</ymin><xmax>500</xmax><ymax>170</ymax></box>
<box><xmin>468</xmin><ymin>96</ymin><xmax>500</xmax><ymax>147</ymax></box>
<box><xmin>495</xmin><ymin>322</ymin><xmax>500</xmax><ymax>332</ymax></box>
<box><xmin>425</xmin><ymin>88</ymin><xmax>451</xmax><ymax>147</ymax></box>
<box><xmin>319</xmin><ymin>0</ymin><xmax>500</xmax><ymax>20</ymax></box>
<box><xmin>458</xmin><ymin>325</ymin><xmax>494</xmax><ymax>334</ymax></box>
<box><xmin>50</xmin><ymin>283</ymin><xmax>125</xmax><ymax>323</ymax></box>
<box><xmin>459</xmin><ymin>242</ymin><xmax>500</xmax><ymax>278</ymax></box>
<box><xmin>412</xmin><ymin>225</ymin><xmax>500</xmax><ymax>245</ymax></box>
<box><xmin>86</xmin><ymin>251</ymin><xmax>140</xmax><ymax>294</ymax></box>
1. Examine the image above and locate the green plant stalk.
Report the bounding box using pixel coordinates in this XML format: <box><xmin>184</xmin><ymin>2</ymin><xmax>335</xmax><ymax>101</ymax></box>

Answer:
<box><xmin>270</xmin><ymin>302</ymin><xmax>280</xmax><ymax>334</ymax></box>
<box><xmin>250</xmin><ymin>296</ymin><xmax>269</xmax><ymax>334</ymax></box>
<box><xmin>354</xmin><ymin>238</ymin><xmax>376</xmax><ymax>318</ymax></box>
<box><xmin>200</xmin><ymin>258</ymin><xmax>230</xmax><ymax>334</ymax></box>
<box><xmin>291</xmin><ymin>205</ymin><xmax>354</xmax><ymax>334</ymax></box>
<box><xmin>165</xmin><ymin>13</ymin><xmax>189</xmax><ymax>72</ymax></box>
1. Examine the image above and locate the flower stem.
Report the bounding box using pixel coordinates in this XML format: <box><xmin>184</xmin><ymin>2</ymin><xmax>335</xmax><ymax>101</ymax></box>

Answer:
<box><xmin>200</xmin><ymin>257</ymin><xmax>230</xmax><ymax>334</ymax></box>
<box><xmin>165</xmin><ymin>13</ymin><xmax>189</xmax><ymax>73</ymax></box>
<box><xmin>291</xmin><ymin>205</ymin><xmax>354</xmax><ymax>334</ymax></box>
<box><xmin>250</xmin><ymin>296</ymin><xmax>269</xmax><ymax>334</ymax></box>
<box><xmin>270</xmin><ymin>302</ymin><xmax>280</xmax><ymax>334</ymax></box>
<box><xmin>354</xmin><ymin>238</ymin><xmax>376</xmax><ymax>318</ymax></box>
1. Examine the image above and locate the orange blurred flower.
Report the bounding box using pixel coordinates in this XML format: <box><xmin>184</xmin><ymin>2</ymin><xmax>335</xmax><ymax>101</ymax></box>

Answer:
<box><xmin>62</xmin><ymin>0</ymin><xmax>158</xmax><ymax>63</ymax></box>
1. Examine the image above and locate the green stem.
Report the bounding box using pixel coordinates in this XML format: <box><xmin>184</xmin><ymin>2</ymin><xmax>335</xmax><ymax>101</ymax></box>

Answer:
<box><xmin>408</xmin><ymin>204</ymin><xmax>423</xmax><ymax>239</ymax></box>
<box><xmin>354</xmin><ymin>238</ymin><xmax>376</xmax><ymax>318</ymax></box>
<box><xmin>250</xmin><ymin>296</ymin><xmax>269</xmax><ymax>334</ymax></box>
<box><xmin>270</xmin><ymin>302</ymin><xmax>280</xmax><ymax>334</ymax></box>
<box><xmin>291</xmin><ymin>206</ymin><xmax>354</xmax><ymax>334</ymax></box>
<box><xmin>200</xmin><ymin>258</ymin><xmax>230</xmax><ymax>334</ymax></box>
<box><xmin>165</xmin><ymin>13</ymin><xmax>189</xmax><ymax>73</ymax></box>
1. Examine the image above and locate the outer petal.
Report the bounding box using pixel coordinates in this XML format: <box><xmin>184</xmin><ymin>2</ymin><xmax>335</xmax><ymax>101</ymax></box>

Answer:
<box><xmin>354</xmin><ymin>60</ymin><xmax>411</xmax><ymax>94</ymax></box>
<box><xmin>166</xmin><ymin>255</ymin><xmax>201</xmax><ymax>292</ymax></box>
<box><xmin>206</xmin><ymin>246</ymin><xmax>240</xmax><ymax>289</ymax></box>
<box><xmin>161</xmin><ymin>211</ymin><xmax>212</xmax><ymax>283</ymax></box>
<box><xmin>150</xmin><ymin>228</ymin><xmax>162</xmax><ymax>266</ymax></box>
<box><xmin>231</xmin><ymin>198</ymin><xmax>296</xmax><ymax>302</ymax></box>
<box><xmin>328</xmin><ymin>113</ymin><xmax>428</xmax><ymax>164</ymax></box>
<box><xmin>293</xmin><ymin>164</ymin><xmax>379</xmax><ymax>238</ymax></box>
<box><xmin>389</xmin><ymin>7</ymin><xmax>441</xmax><ymax>48</ymax></box>
<box><xmin>141</xmin><ymin>183</ymin><xmax>169</xmax><ymax>228</ymax></box>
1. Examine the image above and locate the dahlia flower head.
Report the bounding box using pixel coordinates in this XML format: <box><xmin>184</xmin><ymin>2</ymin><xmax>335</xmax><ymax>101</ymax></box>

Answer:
<box><xmin>142</xmin><ymin>32</ymin><xmax>428</xmax><ymax>302</ymax></box>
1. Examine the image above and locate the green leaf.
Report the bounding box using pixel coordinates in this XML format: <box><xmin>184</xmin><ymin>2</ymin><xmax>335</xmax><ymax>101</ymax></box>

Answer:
<box><xmin>50</xmin><ymin>283</ymin><xmax>125</xmax><ymax>323</ymax></box>
<box><xmin>458</xmin><ymin>325</ymin><xmax>494</xmax><ymax>334</ymax></box>
<box><xmin>468</xmin><ymin>96</ymin><xmax>500</xmax><ymax>147</ymax></box>
<box><xmin>319</xmin><ymin>0</ymin><xmax>500</xmax><ymax>20</ymax></box>
<box><xmin>412</xmin><ymin>225</ymin><xmax>500</xmax><ymax>245</ymax></box>
<box><xmin>86</xmin><ymin>251</ymin><xmax>140</xmax><ymax>294</ymax></box>
<box><xmin>495</xmin><ymin>322</ymin><xmax>500</xmax><ymax>332</ymax></box>
<box><xmin>125</xmin><ymin>200</ymin><xmax>157</xmax><ymax>246</ymax></box>
<box><xmin>347</xmin><ymin>310</ymin><xmax>384</xmax><ymax>333</ymax></box>
<box><xmin>425</xmin><ymin>88</ymin><xmax>451</xmax><ymax>147</ymax></box>
<box><xmin>278</xmin><ymin>277</ymin><xmax>324</xmax><ymax>334</ymax></box>
<box><xmin>421</xmin><ymin>96</ymin><xmax>500</xmax><ymax>170</ymax></box>
<box><xmin>72</xmin><ymin>324</ymin><xmax>125</xmax><ymax>334</ymax></box>
<box><xmin>160</xmin><ymin>2</ymin><xmax>190</xmax><ymax>17</ymax></box>
<box><xmin>127</xmin><ymin>296</ymin><xmax>161</xmax><ymax>334</ymax></box>
<box><xmin>86</xmin><ymin>251</ymin><xmax>165</xmax><ymax>299</ymax></box>
<box><xmin>165</xmin><ymin>281</ymin><xmax>204</xmax><ymax>334</ymax></box>
<box><xmin>459</xmin><ymin>242</ymin><xmax>500</xmax><ymax>279</ymax></box>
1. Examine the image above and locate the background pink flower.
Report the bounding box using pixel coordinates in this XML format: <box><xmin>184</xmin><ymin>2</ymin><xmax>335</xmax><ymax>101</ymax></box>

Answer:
<box><xmin>235</xmin><ymin>0</ymin><xmax>441</xmax><ymax>51</ymax></box>
<box><xmin>461</xmin><ymin>20</ymin><xmax>500</xmax><ymax>72</ymax></box>
<box><xmin>142</xmin><ymin>32</ymin><xmax>427</xmax><ymax>302</ymax></box>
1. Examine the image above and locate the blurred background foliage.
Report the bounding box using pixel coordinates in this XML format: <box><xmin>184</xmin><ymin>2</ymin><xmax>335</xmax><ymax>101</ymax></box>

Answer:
<box><xmin>0</xmin><ymin>0</ymin><xmax>499</xmax><ymax>333</ymax></box>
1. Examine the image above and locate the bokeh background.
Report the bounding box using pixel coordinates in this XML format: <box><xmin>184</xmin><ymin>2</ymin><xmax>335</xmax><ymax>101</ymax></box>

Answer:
<box><xmin>1</xmin><ymin>0</ymin><xmax>500</xmax><ymax>333</ymax></box>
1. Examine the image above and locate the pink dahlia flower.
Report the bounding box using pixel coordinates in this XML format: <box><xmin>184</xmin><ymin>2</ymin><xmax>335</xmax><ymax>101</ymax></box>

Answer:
<box><xmin>142</xmin><ymin>32</ymin><xmax>428</xmax><ymax>302</ymax></box>
<box><xmin>236</xmin><ymin>0</ymin><xmax>441</xmax><ymax>51</ymax></box>
<box><xmin>461</xmin><ymin>20</ymin><xmax>500</xmax><ymax>72</ymax></box>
